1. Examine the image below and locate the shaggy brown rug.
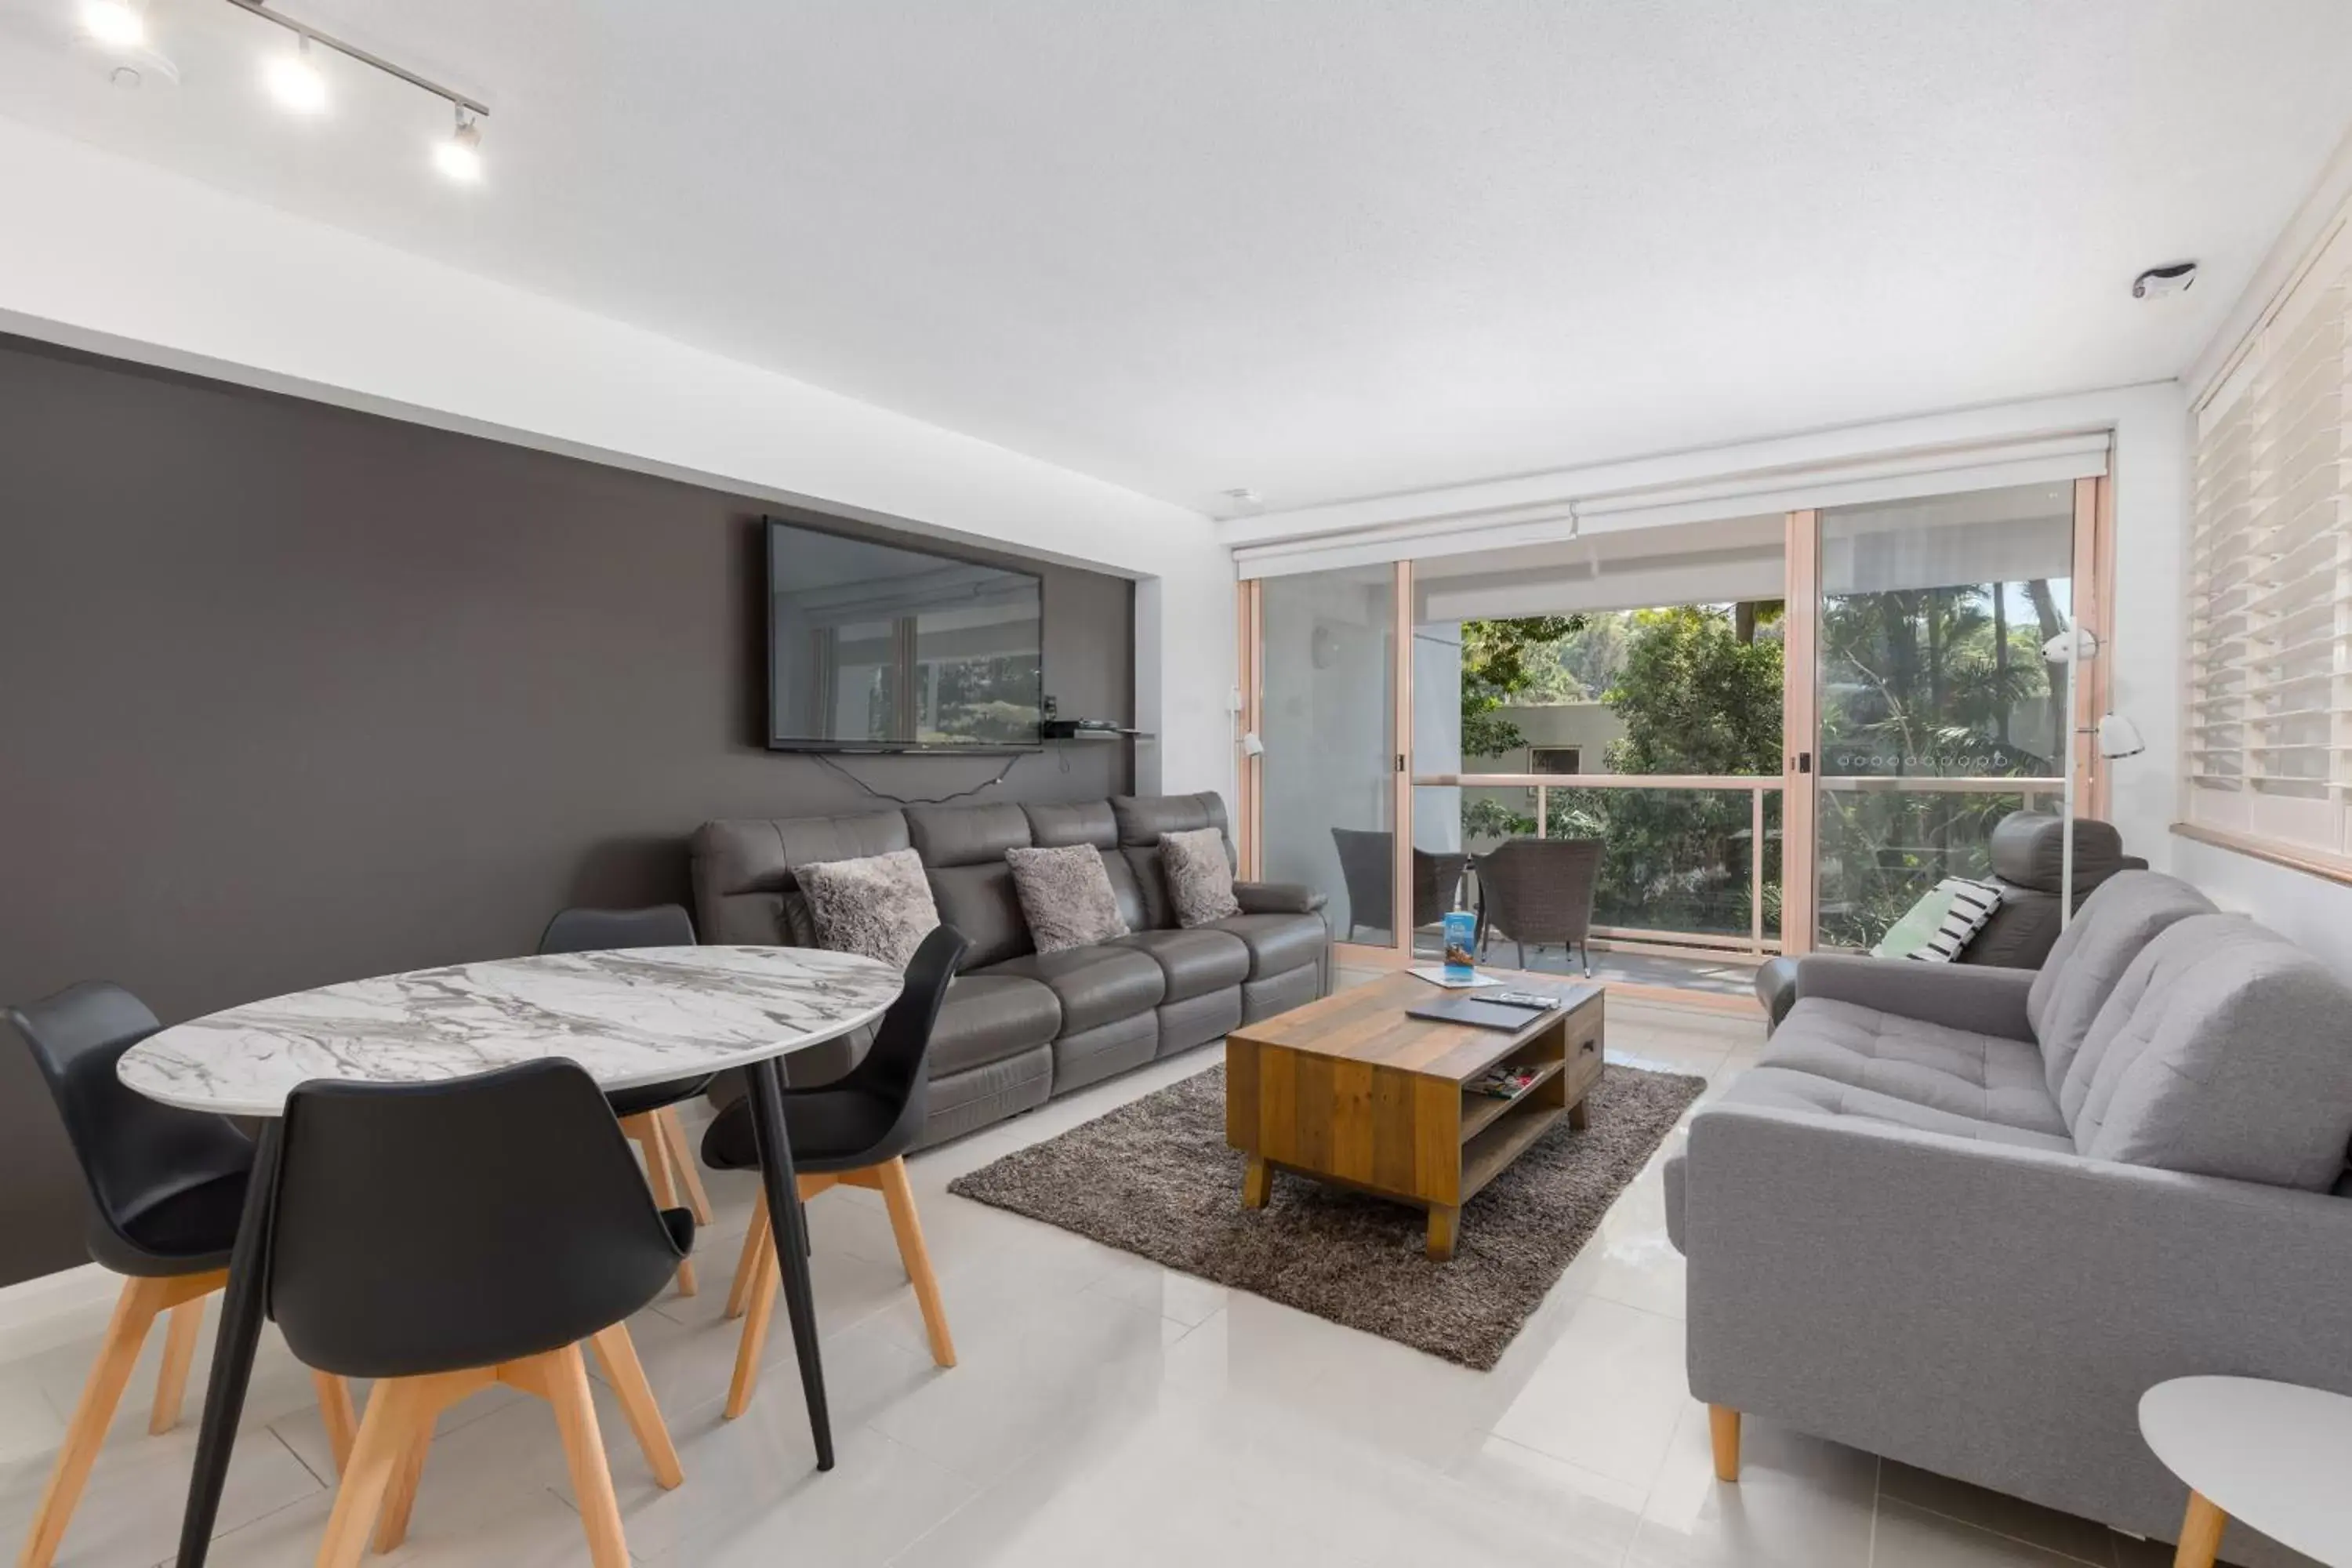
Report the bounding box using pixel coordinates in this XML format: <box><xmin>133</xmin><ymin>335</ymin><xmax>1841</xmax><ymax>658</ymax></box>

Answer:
<box><xmin>947</xmin><ymin>1061</ymin><xmax>1705</xmax><ymax>1369</ymax></box>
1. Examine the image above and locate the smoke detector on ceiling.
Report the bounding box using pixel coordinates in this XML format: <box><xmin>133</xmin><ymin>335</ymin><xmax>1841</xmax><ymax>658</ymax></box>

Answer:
<box><xmin>2132</xmin><ymin>262</ymin><xmax>2198</xmax><ymax>299</ymax></box>
<box><xmin>1219</xmin><ymin>487</ymin><xmax>1265</xmax><ymax>518</ymax></box>
<box><xmin>61</xmin><ymin>5</ymin><xmax>179</xmax><ymax>91</ymax></box>
<box><xmin>98</xmin><ymin>45</ymin><xmax>180</xmax><ymax>89</ymax></box>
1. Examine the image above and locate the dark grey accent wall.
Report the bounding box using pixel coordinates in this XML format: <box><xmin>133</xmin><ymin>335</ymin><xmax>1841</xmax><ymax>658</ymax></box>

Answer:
<box><xmin>0</xmin><ymin>336</ymin><xmax>1134</xmax><ymax>1286</ymax></box>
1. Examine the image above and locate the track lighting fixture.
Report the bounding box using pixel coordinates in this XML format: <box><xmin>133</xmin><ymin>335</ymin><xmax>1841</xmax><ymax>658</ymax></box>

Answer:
<box><xmin>435</xmin><ymin>108</ymin><xmax>483</xmax><ymax>183</ymax></box>
<box><xmin>263</xmin><ymin>33</ymin><xmax>326</xmax><ymax>114</ymax></box>
<box><xmin>214</xmin><ymin>1</ymin><xmax>490</xmax><ymax>180</ymax></box>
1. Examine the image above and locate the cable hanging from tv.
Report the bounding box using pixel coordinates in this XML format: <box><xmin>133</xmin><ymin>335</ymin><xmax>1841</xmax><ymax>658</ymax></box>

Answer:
<box><xmin>809</xmin><ymin>750</ymin><xmax>1027</xmax><ymax>807</ymax></box>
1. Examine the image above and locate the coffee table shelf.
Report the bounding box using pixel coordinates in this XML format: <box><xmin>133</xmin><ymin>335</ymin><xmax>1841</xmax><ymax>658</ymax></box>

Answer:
<box><xmin>1459</xmin><ymin>1057</ymin><xmax>1569</xmax><ymax>1142</ymax></box>
<box><xmin>1463</xmin><ymin>1104</ymin><xmax>1568</xmax><ymax>1195</ymax></box>
<box><xmin>1226</xmin><ymin>974</ymin><xmax>1606</xmax><ymax>1261</ymax></box>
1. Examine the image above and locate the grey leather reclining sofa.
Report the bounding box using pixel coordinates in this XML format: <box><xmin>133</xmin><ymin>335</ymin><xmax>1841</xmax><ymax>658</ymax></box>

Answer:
<box><xmin>1668</xmin><ymin>871</ymin><xmax>2352</xmax><ymax>1566</ymax></box>
<box><xmin>691</xmin><ymin>792</ymin><xmax>1330</xmax><ymax>1147</ymax></box>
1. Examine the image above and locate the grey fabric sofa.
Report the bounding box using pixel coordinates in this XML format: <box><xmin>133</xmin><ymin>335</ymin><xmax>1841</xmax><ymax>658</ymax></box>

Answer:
<box><xmin>691</xmin><ymin>791</ymin><xmax>1330</xmax><ymax>1147</ymax></box>
<box><xmin>1755</xmin><ymin>811</ymin><xmax>2147</xmax><ymax>1030</ymax></box>
<box><xmin>1667</xmin><ymin>871</ymin><xmax>2352</xmax><ymax>1566</ymax></box>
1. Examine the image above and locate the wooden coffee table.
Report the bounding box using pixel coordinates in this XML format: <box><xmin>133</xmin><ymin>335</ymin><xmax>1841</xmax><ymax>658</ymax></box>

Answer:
<box><xmin>1224</xmin><ymin>974</ymin><xmax>1605</xmax><ymax>1260</ymax></box>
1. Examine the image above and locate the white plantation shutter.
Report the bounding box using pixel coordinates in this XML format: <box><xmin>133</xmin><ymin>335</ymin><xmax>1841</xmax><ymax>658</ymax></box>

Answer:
<box><xmin>2187</xmin><ymin>223</ymin><xmax>2352</xmax><ymax>862</ymax></box>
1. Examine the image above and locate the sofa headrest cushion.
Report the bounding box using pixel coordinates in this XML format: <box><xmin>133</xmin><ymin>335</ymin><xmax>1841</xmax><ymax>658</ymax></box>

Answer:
<box><xmin>1990</xmin><ymin>812</ymin><xmax>2125</xmax><ymax>895</ymax></box>
<box><xmin>1112</xmin><ymin>793</ymin><xmax>1229</xmax><ymax>848</ymax></box>
<box><xmin>2067</xmin><ymin>914</ymin><xmax>2352</xmax><ymax>1189</ymax></box>
<box><xmin>691</xmin><ymin>811</ymin><xmax>911</xmax><ymax>895</ymax></box>
<box><xmin>689</xmin><ymin>811</ymin><xmax>911</xmax><ymax>946</ymax></box>
<box><xmin>906</xmin><ymin>802</ymin><xmax>1034</xmax><ymax>867</ymax></box>
<box><xmin>1023</xmin><ymin>800</ymin><xmax>1118</xmax><ymax>851</ymax></box>
<box><xmin>2031</xmin><ymin>870</ymin><xmax>2216</xmax><ymax>1099</ymax></box>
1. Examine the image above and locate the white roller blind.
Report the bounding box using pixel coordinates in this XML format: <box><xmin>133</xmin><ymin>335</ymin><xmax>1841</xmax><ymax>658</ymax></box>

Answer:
<box><xmin>2186</xmin><ymin>221</ymin><xmax>2352</xmax><ymax>860</ymax></box>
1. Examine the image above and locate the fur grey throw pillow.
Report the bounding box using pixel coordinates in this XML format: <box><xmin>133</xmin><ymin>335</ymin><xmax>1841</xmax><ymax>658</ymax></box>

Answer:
<box><xmin>796</xmin><ymin>848</ymin><xmax>940</xmax><ymax>967</ymax></box>
<box><xmin>1004</xmin><ymin>844</ymin><xmax>1129</xmax><ymax>953</ymax></box>
<box><xmin>1159</xmin><ymin>827</ymin><xmax>1240</xmax><ymax>928</ymax></box>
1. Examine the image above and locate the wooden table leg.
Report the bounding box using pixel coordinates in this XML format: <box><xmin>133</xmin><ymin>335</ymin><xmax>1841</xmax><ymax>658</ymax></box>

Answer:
<box><xmin>1426</xmin><ymin>1204</ymin><xmax>1460</xmax><ymax>1261</ymax></box>
<box><xmin>743</xmin><ymin>1056</ymin><xmax>833</xmax><ymax>1471</ymax></box>
<box><xmin>2172</xmin><ymin>1490</ymin><xmax>2227</xmax><ymax>1568</ymax></box>
<box><xmin>1241</xmin><ymin>1156</ymin><xmax>1272</xmax><ymax>1209</ymax></box>
<box><xmin>173</xmin><ymin>1120</ymin><xmax>281</xmax><ymax>1568</ymax></box>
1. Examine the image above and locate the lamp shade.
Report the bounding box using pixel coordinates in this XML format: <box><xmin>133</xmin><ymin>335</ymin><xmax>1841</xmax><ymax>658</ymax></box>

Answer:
<box><xmin>2097</xmin><ymin>712</ymin><xmax>2145</xmax><ymax>759</ymax></box>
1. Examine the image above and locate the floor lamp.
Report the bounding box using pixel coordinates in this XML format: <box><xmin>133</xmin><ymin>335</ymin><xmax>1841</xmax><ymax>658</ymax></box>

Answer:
<box><xmin>2042</xmin><ymin>627</ymin><xmax>2147</xmax><ymax>927</ymax></box>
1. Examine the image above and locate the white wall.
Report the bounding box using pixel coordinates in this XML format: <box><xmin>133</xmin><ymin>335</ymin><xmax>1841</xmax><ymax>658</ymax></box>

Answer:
<box><xmin>0</xmin><ymin>118</ymin><xmax>1232</xmax><ymax>800</ymax></box>
<box><xmin>2172</xmin><ymin>840</ymin><xmax>2352</xmax><ymax>971</ymax></box>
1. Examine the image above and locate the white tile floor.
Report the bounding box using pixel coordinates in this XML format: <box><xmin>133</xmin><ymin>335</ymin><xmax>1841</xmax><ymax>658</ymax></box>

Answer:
<box><xmin>0</xmin><ymin>990</ymin><xmax>2172</xmax><ymax>1567</ymax></box>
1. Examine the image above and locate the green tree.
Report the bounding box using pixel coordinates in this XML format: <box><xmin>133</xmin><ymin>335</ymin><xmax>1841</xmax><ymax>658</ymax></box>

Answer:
<box><xmin>1459</xmin><ymin>615</ymin><xmax>1585</xmax><ymax>757</ymax></box>
<box><xmin>1602</xmin><ymin>607</ymin><xmax>1784</xmax><ymax>775</ymax></box>
<box><xmin>1547</xmin><ymin>606</ymin><xmax>1785</xmax><ymax>937</ymax></box>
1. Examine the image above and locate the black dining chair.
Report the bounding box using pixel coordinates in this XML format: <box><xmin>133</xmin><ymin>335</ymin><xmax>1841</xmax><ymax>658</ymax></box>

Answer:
<box><xmin>271</xmin><ymin>1060</ymin><xmax>689</xmax><ymax>1568</ymax></box>
<box><xmin>706</xmin><ymin>924</ymin><xmax>967</xmax><ymax>1417</ymax></box>
<box><xmin>538</xmin><ymin>904</ymin><xmax>715</xmax><ymax>1296</ymax></box>
<box><xmin>6</xmin><ymin>982</ymin><xmax>360</xmax><ymax>1568</ymax></box>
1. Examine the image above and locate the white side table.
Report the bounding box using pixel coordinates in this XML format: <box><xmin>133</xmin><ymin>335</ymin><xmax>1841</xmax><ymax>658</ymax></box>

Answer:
<box><xmin>2139</xmin><ymin>1377</ymin><xmax>2352</xmax><ymax>1568</ymax></box>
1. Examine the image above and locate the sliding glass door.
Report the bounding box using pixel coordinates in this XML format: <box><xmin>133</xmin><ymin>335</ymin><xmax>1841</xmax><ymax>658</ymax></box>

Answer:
<box><xmin>1235</xmin><ymin>475</ymin><xmax>2109</xmax><ymax>989</ymax></box>
<box><xmin>1801</xmin><ymin>481</ymin><xmax>2088</xmax><ymax>951</ymax></box>
<box><xmin>1256</xmin><ymin>564</ymin><xmax>1403</xmax><ymax>954</ymax></box>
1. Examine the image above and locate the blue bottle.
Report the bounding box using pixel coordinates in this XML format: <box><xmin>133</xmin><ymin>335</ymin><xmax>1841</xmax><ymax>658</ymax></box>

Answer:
<box><xmin>1441</xmin><ymin>908</ymin><xmax>1479</xmax><ymax>982</ymax></box>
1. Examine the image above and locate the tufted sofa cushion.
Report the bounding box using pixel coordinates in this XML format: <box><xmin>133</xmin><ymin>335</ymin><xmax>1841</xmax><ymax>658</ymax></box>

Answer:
<box><xmin>2026</xmin><ymin>871</ymin><xmax>2215</xmax><ymax>1098</ymax></box>
<box><xmin>1700</xmin><ymin>1067</ymin><xmax>2073</xmax><ymax>1152</ymax></box>
<box><xmin>1762</xmin><ymin>998</ymin><xmax>2068</xmax><ymax>1137</ymax></box>
<box><xmin>2064</xmin><ymin>913</ymin><xmax>2352</xmax><ymax>1189</ymax></box>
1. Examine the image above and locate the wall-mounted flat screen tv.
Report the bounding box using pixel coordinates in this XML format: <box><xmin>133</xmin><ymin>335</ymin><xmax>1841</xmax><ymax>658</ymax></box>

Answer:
<box><xmin>766</xmin><ymin>518</ymin><xmax>1044</xmax><ymax>751</ymax></box>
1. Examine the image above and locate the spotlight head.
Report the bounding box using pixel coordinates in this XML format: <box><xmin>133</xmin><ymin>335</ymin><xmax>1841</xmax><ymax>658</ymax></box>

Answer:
<box><xmin>435</xmin><ymin>111</ymin><xmax>483</xmax><ymax>183</ymax></box>
<box><xmin>2096</xmin><ymin>713</ymin><xmax>2146</xmax><ymax>760</ymax></box>
<box><xmin>264</xmin><ymin>36</ymin><xmax>327</xmax><ymax>114</ymax></box>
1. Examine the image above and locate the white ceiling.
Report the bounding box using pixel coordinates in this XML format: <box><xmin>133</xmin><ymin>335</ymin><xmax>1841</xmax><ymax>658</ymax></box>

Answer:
<box><xmin>3</xmin><ymin>0</ymin><xmax>2350</xmax><ymax>516</ymax></box>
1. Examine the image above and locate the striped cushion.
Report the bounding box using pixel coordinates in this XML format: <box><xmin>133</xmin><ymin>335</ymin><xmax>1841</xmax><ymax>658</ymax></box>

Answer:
<box><xmin>1871</xmin><ymin>877</ymin><xmax>2002</xmax><ymax>963</ymax></box>
<box><xmin>1912</xmin><ymin>878</ymin><xmax>2002</xmax><ymax>963</ymax></box>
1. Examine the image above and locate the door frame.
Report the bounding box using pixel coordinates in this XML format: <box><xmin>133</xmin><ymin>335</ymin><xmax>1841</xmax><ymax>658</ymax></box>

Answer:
<box><xmin>1780</xmin><ymin>510</ymin><xmax>1821</xmax><ymax>956</ymax></box>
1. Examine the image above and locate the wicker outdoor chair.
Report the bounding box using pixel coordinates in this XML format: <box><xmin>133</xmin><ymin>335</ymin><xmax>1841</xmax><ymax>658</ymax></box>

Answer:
<box><xmin>1472</xmin><ymin>837</ymin><xmax>1603</xmax><ymax>974</ymax></box>
<box><xmin>1330</xmin><ymin>828</ymin><xmax>1468</xmax><ymax>942</ymax></box>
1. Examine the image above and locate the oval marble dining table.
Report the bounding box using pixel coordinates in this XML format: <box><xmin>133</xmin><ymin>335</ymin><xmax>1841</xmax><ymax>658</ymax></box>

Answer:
<box><xmin>116</xmin><ymin>945</ymin><xmax>903</xmax><ymax>1568</ymax></box>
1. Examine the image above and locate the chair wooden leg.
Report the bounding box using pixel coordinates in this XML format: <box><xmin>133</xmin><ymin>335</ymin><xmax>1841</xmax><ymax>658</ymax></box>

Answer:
<box><xmin>312</xmin><ymin>1376</ymin><xmax>447</xmax><ymax>1568</ymax></box>
<box><xmin>725</xmin><ymin>1192</ymin><xmax>771</xmax><ymax>1322</ymax></box>
<box><xmin>310</xmin><ymin>1371</ymin><xmax>359</xmax><ymax>1475</ymax></box>
<box><xmin>655</xmin><ymin>1108</ymin><xmax>714</xmax><ymax>1225</ymax></box>
<box><xmin>368</xmin><ymin>1421</ymin><xmax>434</xmax><ymax>1555</ymax></box>
<box><xmin>874</xmin><ymin>1158</ymin><xmax>956</xmax><ymax>1367</ymax></box>
<box><xmin>624</xmin><ymin>1114</ymin><xmax>697</xmax><ymax>1298</ymax></box>
<box><xmin>588</xmin><ymin>1324</ymin><xmax>683</xmax><ymax>1488</ymax></box>
<box><xmin>725</xmin><ymin>1238</ymin><xmax>782</xmax><ymax>1421</ymax></box>
<box><xmin>149</xmin><ymin>1298</ymin><xmax>205</xmax><ymax>1435</ymax></box>
<box><xmin>539</xmin><ymin>1345</ymin><xmax>630</xmax><ymax>1568</ymax></box>
<box><xmin>1708</xmin><ymin>1404</ymin><xmax>1741</xmax><ymax>1482</ymax></box>
<box><xmin>19</xmin><ymin>1276</ymin><xmax>188</xmax><ymax>1568</ymax></box>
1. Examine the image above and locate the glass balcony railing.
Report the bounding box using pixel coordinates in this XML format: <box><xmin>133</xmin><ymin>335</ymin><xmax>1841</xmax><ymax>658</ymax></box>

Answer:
<box><xmin>1813</xmin><ymin>775</ymin><xmax>2063</xmax><ymax>952</ymax></box>
<box><xmin>1410</xmin><ymin>774</ymin><xmax>1782</xmax><ymax>964</ymax></box>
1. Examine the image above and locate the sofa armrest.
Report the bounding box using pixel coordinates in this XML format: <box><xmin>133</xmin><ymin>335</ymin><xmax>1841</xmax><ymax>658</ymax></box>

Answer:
<box><xmin>1793</xmin><ymin>953</ymin><xmax>2036</xmax><ymax>1040</ymax></box>
<box><xmin>1233</xmin><ymin>880</ymin><xmax>1327</xmax><ymax>916</ymax></box>
<box><xmin>1679</xmin><ymin>1104</ymin><xmax>2352</xmax><ymax>1546</ymax></box>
